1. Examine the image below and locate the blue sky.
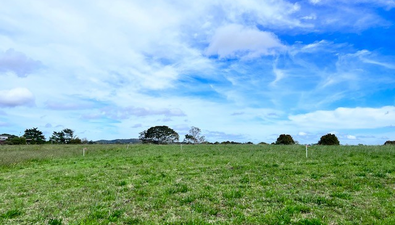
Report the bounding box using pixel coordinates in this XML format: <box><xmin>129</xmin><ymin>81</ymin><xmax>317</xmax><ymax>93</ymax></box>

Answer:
<box><xmin>1</xmin><ymin>0</ymin><xmax>395</xmax><ymax>144</ymax></box>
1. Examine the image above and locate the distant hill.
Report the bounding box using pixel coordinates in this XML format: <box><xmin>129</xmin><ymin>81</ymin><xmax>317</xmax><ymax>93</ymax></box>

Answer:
<box><xmin>94</xmin><ymin>138</ymin><xmax>141</xmax><ymax>144</ymax></box>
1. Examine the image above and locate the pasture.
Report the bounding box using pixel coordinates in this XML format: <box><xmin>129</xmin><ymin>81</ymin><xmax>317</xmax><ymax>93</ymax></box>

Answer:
<box><xmin>0</xmin><ymin>144</ymin><xmax>395</xmax><ymax>224</ymax></box>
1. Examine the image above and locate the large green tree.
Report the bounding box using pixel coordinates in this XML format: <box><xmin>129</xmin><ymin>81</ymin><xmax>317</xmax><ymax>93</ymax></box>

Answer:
<box><xmin>318</xmin><ymin>134</ymin><xmax>340</xmax><ymax>145</ymax></box>
<box><xmin>275</xmin><ymin>134</ymin><xmax>295</xmax><ymax>145</ymax></box>
<box><xmin>139</xmin><ymin>126</ymin><xmax>179</xmax><ymax>144</ymax></box>
<box><xmin>24</xmin><ymin>127</ymin><xmax>45</xmax><ymax>144</ymax></box>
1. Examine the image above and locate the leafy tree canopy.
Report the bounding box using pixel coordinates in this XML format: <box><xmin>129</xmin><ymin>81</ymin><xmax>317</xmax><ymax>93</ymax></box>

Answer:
<box><xmin>51</xmin><ymin>128</ymin><xmax>78</xmax><ymax>144</ymax></box>
<box><xmin>139</xmin><ymin>126</ymin><xmax>179</xmax><ymax>144</ymax></box>
<box><xmin>275</xmin><ymin>134</ymin><xmax>295</xmax><ymax>145</ymax></box>
<box><xmin>24</xmin><ymin>127</ymin><xmax>45</xmax><ymax>144</ymax></box>
<box><xmin>318</xmin><ymin>133</ymin><xmax>340</xmax><ymax>145</ymax></box>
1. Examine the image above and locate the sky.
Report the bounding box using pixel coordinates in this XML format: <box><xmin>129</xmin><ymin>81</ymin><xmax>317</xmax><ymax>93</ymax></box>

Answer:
<box><xmin>1</xmin><ymin>0</ymin><xmax>395</xmax><ymax>145</ymax></box>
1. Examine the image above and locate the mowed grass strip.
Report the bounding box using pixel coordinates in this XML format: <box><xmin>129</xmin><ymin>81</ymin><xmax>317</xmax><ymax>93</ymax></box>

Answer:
<box><xmin>1</xmin><ymin>144</ymin><xmax>395</xmax><ymax>224</ymax></box>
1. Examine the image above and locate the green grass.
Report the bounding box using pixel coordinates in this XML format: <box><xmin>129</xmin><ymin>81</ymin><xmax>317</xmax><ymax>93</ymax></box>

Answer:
<box><xmin>1</xmin><ymin>144</ymin><xmax>395</xmax><ymax>224</ymax></box>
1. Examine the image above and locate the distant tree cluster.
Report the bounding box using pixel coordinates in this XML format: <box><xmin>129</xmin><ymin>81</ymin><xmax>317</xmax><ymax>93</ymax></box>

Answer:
<box><xmin>0</xmin><ymin>134</ymin><xmax>26</xmax><ymax>145</ymax></box>
<box><xmin>137</xmin><ymin>126</ymin><xmax>346</xmax><ymax>146</ymax></box>
<box><xmin>0</xmin><ymin>127</ymin><xmax>85</xmax><ymax>145</ymax></box>
<box><xmin>51</xmin><ymin>128</ymin><xmax>81</xmax><ymax>144</ymax></box>
<box><xmin>271</xmin><ymin>133</ymin><xmax>340</xmax><ymax>146</ymax></box>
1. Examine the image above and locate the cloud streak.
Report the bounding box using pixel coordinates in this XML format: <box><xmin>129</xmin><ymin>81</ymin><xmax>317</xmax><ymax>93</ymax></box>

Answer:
<box><xmin>206</xmin><ymin>24</ymin><xmax>285</xmax><ymax>59</ymax></box>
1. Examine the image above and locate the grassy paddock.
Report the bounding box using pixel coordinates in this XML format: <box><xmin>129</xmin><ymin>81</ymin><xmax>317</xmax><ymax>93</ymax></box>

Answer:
<box><xmin>1</xmin><ymin>144</ymin><xmax>395</xmax><ymax>224</ymax></box>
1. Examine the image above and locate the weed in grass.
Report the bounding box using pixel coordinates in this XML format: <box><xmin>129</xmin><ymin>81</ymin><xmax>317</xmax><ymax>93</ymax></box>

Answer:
<box><xmin>330</xmin><ymin>192</ymin><xmax>352</xmax><ymax>200</ymax></box>
<box><xmin>178</xmin><ymin>194</ymin><xmax>196</xmax><ymax>205</ymax></box>
<box><xmin>108</xmin><ymin>209</ymin><xmax>124</xmax><ymax>222</ymax></box>
<box><xmin>167</xmin><ymin>183</ymin><xmax>189</xmax><ymax>194</ymax></box>
<box><xmin>48</xmin><ymin>218</ymin><xmax>63</xmax><ymax>225</ymax></box>
<box><xmin>295</xmin><ymin>218</ymin><xmax>324</xmax><ymax>225</ymax></box>
<box><xmin>239</xmin><ymin>175</ymin><xmax>250</xmax><ymax>184</ymax></box>
<box><xmin>118</xmin><ymin>180</ymin><xmax>127</xmax><ymax>186</ymax></box>
<box><xmin>222</xmin><ymin>189</ymin><xmax>243</xmax><ymax>199</ymax></box>
<box><xmin>1</xmin><ymin>209</ymin><xmax>22</xmax><ymax>219</ymax></box>
<box><xmin>124</xmin><ymin>217</ymin><xmax>142</xmax><ymax>224</ymax></box>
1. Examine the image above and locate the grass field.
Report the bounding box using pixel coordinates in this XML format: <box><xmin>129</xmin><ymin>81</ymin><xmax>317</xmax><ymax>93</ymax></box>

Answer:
<box><xmin>1</xmin><ymin>144</ymin><xmax>395</xmax><ymax>224</ymax></box>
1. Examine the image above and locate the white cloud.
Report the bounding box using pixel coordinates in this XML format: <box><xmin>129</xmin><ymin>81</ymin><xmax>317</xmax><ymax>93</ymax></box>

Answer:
<box><xmin>301</xmin><ymin>14</ymin><xmax>317</xmax><ymax>20</ymax></box>
<box><xmin>0</xmin><ymin>87</ymin><xmax>35</xmax><ymax>107</ymax></box>
<box><xmin>299</xmin><ymin>132</ymin><xmax>307</xmax><ymax>136</ymax></box>
<box><xmin>206</xmin><ymin>24</ymin><xmax>286</xmax><ymax>59</ymax></box>
<box><xmin>289</xmin><ymin>106</ymin><xmax>395</xmax><ymax>130</ymax></box>
<box><xmin>347</xmin><ymin>135</ymin><xmax>357</xmax><ymax>140</ymax></box>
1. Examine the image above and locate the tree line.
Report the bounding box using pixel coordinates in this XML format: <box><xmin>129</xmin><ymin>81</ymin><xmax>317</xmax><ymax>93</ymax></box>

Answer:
<box><xmin>139</xmin><ymin>125</ymin><xmax>342</xmax><ymax>145</ymax></box>
<box><xmin>0</xmin><ymin>127</ymin><xmax>87</xmax><ymax>145</ymax></box>
<box><xmin>4</xmin><ymin>125</ymin><xmax>391</xmax><ymax>146</ymax></box>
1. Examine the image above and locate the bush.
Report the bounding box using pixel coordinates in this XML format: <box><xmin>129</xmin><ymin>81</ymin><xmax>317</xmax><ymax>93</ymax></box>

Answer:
<box><xmin>5</xmin><ymin>137</ymin><xmax>26</xmax><ymax>145</ymax></box>
<box><xmin>318</xmin><ymin>134</ymin><xmax>340</xmax><ymax>145</ymax></box>
<box><xmin>384</xmin><ymin>140</ymin><xmax>395</xmax><ymax>145</ymax></box>
<box><xmin>69</xmin><ymin>138</ymin><xmax>82</xmax><ymax>144</ymax></box>
<box><xmin>275</xmin><ymin>134</ymin><xmax>295</xmax><ymax>145</ymax></box>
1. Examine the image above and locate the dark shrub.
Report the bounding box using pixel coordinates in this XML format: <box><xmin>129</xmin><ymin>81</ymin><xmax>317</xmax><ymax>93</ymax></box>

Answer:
<box><xmin>7</xmin><ymin>137</ymin><xmax>26</xmax><ymax>145</ymax></box>
<box><xmin>275</xmin><ymin>134</ymin><xmax>295</xmax><ymax>145</ymax></box>
<box><xmin>318</xmin><ymin>134</ymin><xmax>340</xmax><ymax>145</ymax></box>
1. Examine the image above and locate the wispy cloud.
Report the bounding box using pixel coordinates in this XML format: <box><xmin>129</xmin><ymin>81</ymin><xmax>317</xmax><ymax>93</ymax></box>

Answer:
<box><xmin>45</xmin><ymin>101</ymin><xmax>94</xmax><ymax>111</ymax></box>
<box><xmin>82</xmin><ymin>106</ymin><xmax>186</xmax><ymax>121</ymax></box>
<box><xmin>206</xmin><ymin>24</ymin><xmax>286</xmax><ymax>59</ymax></box>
